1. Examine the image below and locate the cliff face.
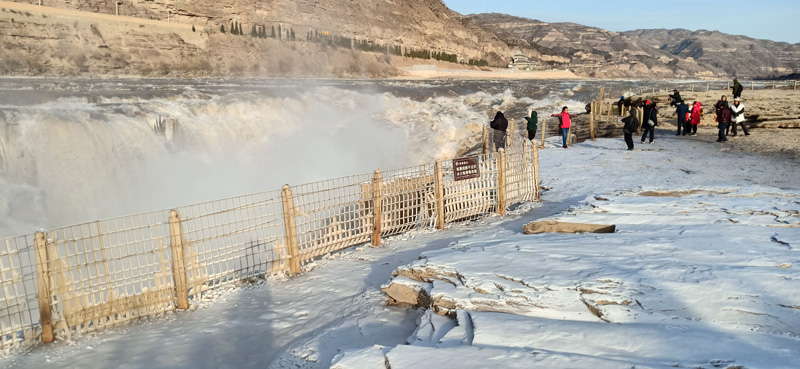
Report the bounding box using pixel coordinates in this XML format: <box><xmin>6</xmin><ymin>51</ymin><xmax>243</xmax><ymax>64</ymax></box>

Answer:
<box><xmin>0</xmin><ymin>0</ymin><xmax>511</xmax><ymax>77</ymax></box>
<box><xmin>624</xmin><ymin>29</ymin><xmax>800</xmax><ymax>78</ymax></box>
<box><xmin>469</xmin><ymin>13</ymin><xmax>800</xmax><ymax>79</ymax></box>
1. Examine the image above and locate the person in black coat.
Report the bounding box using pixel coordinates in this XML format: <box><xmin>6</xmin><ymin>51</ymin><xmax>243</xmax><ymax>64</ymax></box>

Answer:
<box><xmin>640</xmin><ymin>101</ymin><xmax>658</xmax><ymax>144</ymax></box>
<box><xmin>621</xmin><ymin>107</ymin><xmax>639</xmax><ymax>151</ymax></box>
<box><xmin>675</xmin><ymin>100</ymin><xmax>689</xmax><ymax>136</ymax></box>
<box><xmin>669</xmin><ymin>89</ymin><xmax>683</xmax><ymax>107</ymax></box>
<box><xmin>489</xmin><ymin>111</ymin><xmax>508</xmax><ymax>150</ymax></box>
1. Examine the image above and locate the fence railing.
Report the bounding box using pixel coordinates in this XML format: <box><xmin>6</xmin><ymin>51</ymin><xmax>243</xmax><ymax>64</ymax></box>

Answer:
<box><xmin>0</xmin><ymin>139</ymin><xmax>539</xmax><ymax>351</ymax></box>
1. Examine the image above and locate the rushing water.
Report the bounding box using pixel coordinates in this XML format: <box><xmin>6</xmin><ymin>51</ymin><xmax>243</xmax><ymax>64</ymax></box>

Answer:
<box><xmin>0</xmin><ymin>77</ymin><xmax>713</xmax><ymax>237</ymax></box>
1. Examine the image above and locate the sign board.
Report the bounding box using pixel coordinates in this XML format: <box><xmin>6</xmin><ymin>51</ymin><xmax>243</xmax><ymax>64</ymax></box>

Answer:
<box><xmin>453</xmin><ymin>156</ymin><xmax>480</xmax><ymax>181</ymax></box>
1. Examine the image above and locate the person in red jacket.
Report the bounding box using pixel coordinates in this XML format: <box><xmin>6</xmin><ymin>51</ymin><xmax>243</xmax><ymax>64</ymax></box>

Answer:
<box><xmin>552</xmin><ymin>106</ymin><xmax>576</xmax><ymax>149</ymax></box>
<box><xmin>688</xmin><ymin>101</ymin><xmax>703</xmax><ymax>136</ymax></box>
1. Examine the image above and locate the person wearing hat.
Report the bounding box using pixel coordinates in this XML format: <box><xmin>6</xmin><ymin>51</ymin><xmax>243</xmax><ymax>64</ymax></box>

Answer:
<box><xmin>669</xmin><ymin>89</ymin><xmax>683</xmax><ymax>107</ymax></box>
<box><xmin>730</xmin><ymin>97</ymin><xmax>750</xmax><ymax>136</ymax></box>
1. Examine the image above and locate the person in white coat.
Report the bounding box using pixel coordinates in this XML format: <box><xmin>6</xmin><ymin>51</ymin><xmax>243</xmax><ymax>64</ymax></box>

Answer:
<box><xmin>730</xmin><ymin>97</ymin><xmax>750</xmax><ymax>136</ymax></box>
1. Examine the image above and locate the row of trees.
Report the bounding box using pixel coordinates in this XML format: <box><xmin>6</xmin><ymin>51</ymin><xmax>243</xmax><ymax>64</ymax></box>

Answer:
<box><xmin>220</xmin><ymin>23</ymin><xmax>490</xmax><ymax>66</ymax></box>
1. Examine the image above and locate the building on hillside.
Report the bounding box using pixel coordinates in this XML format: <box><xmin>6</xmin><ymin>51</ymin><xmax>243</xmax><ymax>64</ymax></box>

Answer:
<box><xmin>508</xmin><ymin>52</ymin><xmax>540</xmax><ymax>70</ymax></box>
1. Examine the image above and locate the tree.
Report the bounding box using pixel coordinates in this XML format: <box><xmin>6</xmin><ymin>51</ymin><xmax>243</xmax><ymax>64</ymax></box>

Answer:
<box><xmin>220</xmin><ymin>24</ymin><xmax>226</xmax><ymax>34</ymax></box>
<box><xmin>238</xmin><ymin>22</ymin><xmax>243</xmax><ymax>36</ymax></box>
<box><xmin>251</xmin><ymin>24</ymin><xmax>257</xmax><ymax>37</ymax></box>
<box><xmin>278</xmin><ymin>24</ymin><xmax>282</xmax><ymax>40</ymax></box>
<box><xmin>192</xmin><ymin>25</ymin><xmax>196</xmax><ymax>32</ymax></box>
<box><xmin>271</xmin><ymin>25</ymin><xmax>275</xmax><ymax>38</ymax></box>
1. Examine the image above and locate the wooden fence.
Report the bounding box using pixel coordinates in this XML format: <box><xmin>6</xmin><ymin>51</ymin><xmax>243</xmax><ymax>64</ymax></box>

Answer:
<box><xmin>0</xmin><ymin>137</ymin><xmax>540</xmax><ymax>351</ymax></box>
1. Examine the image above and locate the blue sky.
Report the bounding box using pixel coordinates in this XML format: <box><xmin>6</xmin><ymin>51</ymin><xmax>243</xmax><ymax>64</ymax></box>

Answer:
<box><xmin>443</xmin><ymin>0</ymin><xmax>800</xmax><ymax>44</ymax></box>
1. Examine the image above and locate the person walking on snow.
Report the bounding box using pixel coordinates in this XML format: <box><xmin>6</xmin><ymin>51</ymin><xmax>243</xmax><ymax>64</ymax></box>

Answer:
<box><xmin>640</xmin><ymin>101</ymin><xmax>658</xmax><ymax>144</ymax></box>
<box><xmin>621</xmin><ymin>106</ymin><xmax>639</xmax><ymax>151</ymax></box>
<box><xmin>730</xmin><ymin>97</ymin><xmax>750</xmax><ymax>136</ymax></box>
<box><xmin>489</xmin><ymin>111</ymin><xmax>508</xmax><ymax>151</ymax></box>
<box><xmin>552</xmin><ymin>106</ymin><xmax>575</xmax><ymax>149</ymax></box>
<box><xmin>675</xmin><ymin>100</ymin><xmax>689</xmax><ymax>136</ymax></box>
<box><xmin>525</xmin><ymin>110</ymin><xmax>538</xmax><ymax>141</ymax></box>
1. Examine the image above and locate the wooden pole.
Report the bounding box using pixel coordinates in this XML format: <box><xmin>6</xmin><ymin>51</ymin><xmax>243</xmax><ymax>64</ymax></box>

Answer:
<box><xmin>522</xmin><ymin>142</ymin><xmax>529</xmax><ymax>198</ymax></box>
<box><xmin>706</xmin><ymin>83</ymin><xmax>709</xmax><ymax>92</ymax></box>
<box><xmin>507</xmin><ymin>118</ymin><xmax>514</xmax><ymax>147</ymax></box>
<box><xmin>606</xmin><ymin>101</ymin><xmax>613</xmax><ymax>124</ymax></box>
<box><xmin>497</xmin><ymin>148</ymin><xmax>506</xmax><ymax>216</ymax></box>
<box><xmin>532</xmin><ymin>142</ymin><xmax>540</xmax><ymax>201</ymax></box>
<box><xmin>540</xmin><ymin>118</ymin><xmax>546</xmax><ymax>149</ymax></box>
<box><xmin>589</xmin><ymin>101</ymin><xmax>595</xmax><ymax>141</ymax></box>
<box><xmin>751</xmin><ymin>81</ymin><xmax>754</xmax><ymax>90</ymax></box>
<box><xmin>34</xmin><ymin>232</ymin><xmax>54</xmax><ymax>343</ymax></box>
<box><xmin>434</xmin><ymin>161</ymin><xmax>445</xmax><ymax>230</ymax></box>
<box><xmin>281</xmin><ymin>185</ymin><xmax>301</xmax><ymax>273</ymax></box>
<box><xmin>168</xmin><ymin>210</ymin><xmax>189</xmax><ymax>310</ymax></box>
<box><xmin>370</xmin><ymin>171</ymin><xmax>383</xmax><ymax>247</ymax></box>
<box><xmin>482</xmin><ymin>125</ymin><xmax>487</xmax><ymax>155</ymax></box>
<box><xmin>727</xmin><ymin>81</ymin><xmax>730</xmax><ymax>89</ymax></box>
<box><xmin>691</xmin><ymin>84</ymin><xmax>694</xmax><ymax>92</ymax></box>
<box><xmin>794</xmin><ymin>80</ymin><xmax>797</xmax><ymax>90</ymax></box>
<box><xmin>598</xmin><ymin>86</ymin><xmax>605</xmax><ymax>115</ymax></box>
<box><xmin>772</xmin><ymin>81</ymin><xmax>775</xmax><ymax>89</ymax></box>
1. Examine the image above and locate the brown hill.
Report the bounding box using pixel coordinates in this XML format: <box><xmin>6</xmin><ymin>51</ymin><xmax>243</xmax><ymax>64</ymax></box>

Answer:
<box><xmin>0</xmin><ymin>0</ymin><xmax>510</xmax><ymax>77</ymax></box>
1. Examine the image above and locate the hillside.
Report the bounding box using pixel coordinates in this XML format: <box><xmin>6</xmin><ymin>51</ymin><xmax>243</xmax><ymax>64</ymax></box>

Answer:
<box><xmin>469</xmin><ymin>13</ymin><xmax>800</xmax><ymax>79</ymax></box>
<box><xmin>623</xmin><ymin>28</ymin><xmax>800</xmax><ymax>79</ymax></box>
<box><xmin>0</xmin><ymin>0</ymin><xmax>511</xmax><ymax>77</ymax></box>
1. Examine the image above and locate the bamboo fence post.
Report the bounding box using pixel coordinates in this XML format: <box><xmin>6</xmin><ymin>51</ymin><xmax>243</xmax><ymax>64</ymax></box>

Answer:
<box><xmin>497</xmin><ymin>148</ymin><xmax>506</xmax><ymax>216</ymax></box>
<box><xmin>532</xmin><ymin>142</ymin><xmax>540</xmax><ymax>201</ymax></box>
<box><xmin>434</xmin><ymin>161</ymin><xmax>445</xmax><ymax>230</ymax></box>
<box><xmin>281</xmin><ymin>185</ymin><xmax>301</xmax><ymax>273</ymax></box>
<box><xmin>522</xmin><ymin>142</ymin><xmax>529</xmax><ymax>197</ymax></box>
<box><xmin>751</xmin><ymin>81</ymin><xmax>754</xmax><ymax>90</ymax></box>
<box><xmin>598</xmin><ymin>86</ymin><xmax>605</xmax><ymax>114</ymax></box>
<box><xmin>168</xmin><ymin>210</ymin><xmax>189</xmax><ymax>309</ymax></box>
<box><xmin>540</xmin><ymin>118</ymin><xmax>546</xmax><ymax>149</ymax></box>
<box><xmin>772</xmin><ymin>81</ymin><xmax>775</xmax><ymax>89</ymax></box>
<box><xmin>370</xmin><ymin>171</ymin><xmax>383</xmax><ymax>247</ymax></box>
<box><xmin>507</xmin><ymin>118</ymin><xmax>514</xmax><ymax>147</ymax></box>
<box><xmin>589</xmin><ymin>101</ymin><xmax>595</xmax><ymax>141</ymax></box>
<box><xmin>606</xmin><ymin>101</ymin><xmax>613</xmax><ymax>124</ymax></box>
<box><xmin>482</xmin><ymin>125</ymin><xmax>487</xmax><ymax>155</ymax></box>
<box><xmin>34</xmin><ymin>232</ymin><xmax>54</xmax><ymax>343</ymax></box>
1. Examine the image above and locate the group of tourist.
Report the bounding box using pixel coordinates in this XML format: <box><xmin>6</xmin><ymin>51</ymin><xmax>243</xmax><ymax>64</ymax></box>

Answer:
<box><xmin>488</xmin><ymin>80</ymin><xmax>751</xmax><ymax>153</ymax></box>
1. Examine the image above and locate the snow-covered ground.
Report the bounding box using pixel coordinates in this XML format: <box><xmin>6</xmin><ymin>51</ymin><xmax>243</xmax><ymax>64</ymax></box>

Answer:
<box><xmin>3</xmin><ymin>129</ymin><xmax>799</xmax><ymax>369</ymax></box>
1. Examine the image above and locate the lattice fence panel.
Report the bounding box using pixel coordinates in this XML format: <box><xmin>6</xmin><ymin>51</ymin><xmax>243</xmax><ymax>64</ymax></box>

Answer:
<box><xmin>505</xmin><ymin>141</ymin><xmax>536</xmax><ymax>206</ymax></box>
<box><xmin>378</xmin><ymin>164</ymin><xmax>438</xmax><ymax>237</ymax></box>
<box><xmin>177</xmin><ymin>191</ymin><xmax>285</xmax><ymax>300</ymax></box>
<box><xmin>291</xmin><ymin>174</ymin><xmax>373</xmax><ymax>264</ymax></box>
<box><xmin>46</xmin><ymin>212</ymin><xmax>174</xmax><ymax>338</ymax></box>
<box><xmin>0</xmin><ymin>235</ymin><xmax>39</xmax><ymax>350</ymax></box>
<box><xmin>443</xmin><ymin>153</ymin><xmax>498</xmax><ymax>223</ymax></box>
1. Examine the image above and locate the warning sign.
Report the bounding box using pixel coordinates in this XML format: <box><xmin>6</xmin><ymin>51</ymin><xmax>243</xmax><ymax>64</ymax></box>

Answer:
<box><xmin>453</xmin><ymin>156</ymin><xmax>480</xmax><ymax>181</ymax></box>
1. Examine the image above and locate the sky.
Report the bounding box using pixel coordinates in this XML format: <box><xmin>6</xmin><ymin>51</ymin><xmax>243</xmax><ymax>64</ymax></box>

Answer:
<box><xmin>443</xmin><ymin>0</ymin><xmax>800</xmax><ymax>44</ymax></box>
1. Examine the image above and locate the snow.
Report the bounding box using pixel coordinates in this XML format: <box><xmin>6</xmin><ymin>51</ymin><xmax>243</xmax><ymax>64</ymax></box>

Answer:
<box><xmin>3</xmin><ymin>132</ymin><xmax>800</xmax><ymax>369</ymax></box>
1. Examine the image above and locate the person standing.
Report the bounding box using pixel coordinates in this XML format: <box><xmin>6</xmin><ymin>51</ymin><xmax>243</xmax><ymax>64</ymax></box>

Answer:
<box><xmin>675</xmin><ymin>100</ymin><xmax>689</xmax><ymax>136</ymax></box>
<box><xmin>715</xmin><ymin>95</ymin><xmax>730</xmax><ymax>135</ymax></box>
<box><xmin>617</xmin><ymin>96</ymin><xmax>625</xmax><ymax>115</ymax></box>
<box><xmin>525</xmin><ymin>110</ymin><xmax>538</xmax><ymax>141</ymax></box>
<box><xmin>732</xmin><ymin>79</ymin><xmax>743</xmax><ymax>99</ymax></box>
<box><xmin>621</xmin><ymin>106</ymin><xmax>639</xmax><ymax>150</ymax></box>
<box><xmin>717</xmin><ymin>105</ymin><xmax>732</xmax><ymax>142</ymax></box>
<box><xmin>552</xmin><ymin>106</ymin><xmax>575</xmax><ymax>149</ymax></box>
<box><xmin>689</xmin><ymin>101</ymin><xmax>702</xmax><ymax>136</ymax></box>
<box><xmin>489</xmin><ymin>111</ymin><xmax>508</xmax><ymax>151</ymax></box>
<box><xmin>640</xmin><ymin>101</ymin><xmax>658</xmax><ymax>144</ymax></box>
<box><xmin>669</xmin><ymin>89</ymin><xmax>683</xmax><ymax>107</ymax></box>
<box><xmin>730</xmin><ymin>97</ymin><xmax>750</xmax><ymax>136</ymax></box>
